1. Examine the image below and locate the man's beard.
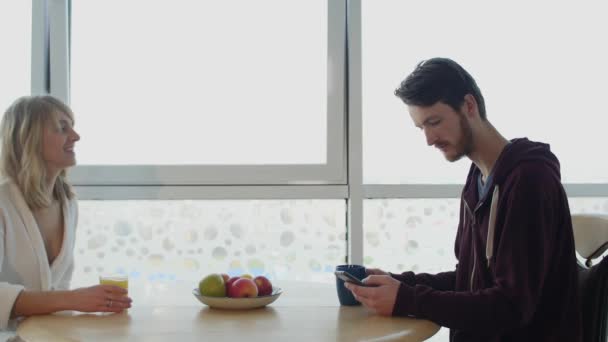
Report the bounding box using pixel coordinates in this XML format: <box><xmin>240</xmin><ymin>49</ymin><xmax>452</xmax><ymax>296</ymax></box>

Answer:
<box><xmin>445</xmin><ymin>111</ymin><xmax>474</xmax><ymax>162</ymax></box>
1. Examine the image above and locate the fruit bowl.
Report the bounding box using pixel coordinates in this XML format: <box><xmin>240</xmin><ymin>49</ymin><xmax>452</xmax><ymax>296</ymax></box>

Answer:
<box><xmin>193</xmin><ymin>287</ymin><xmax>282</xmax><ymax>309</ymax></box>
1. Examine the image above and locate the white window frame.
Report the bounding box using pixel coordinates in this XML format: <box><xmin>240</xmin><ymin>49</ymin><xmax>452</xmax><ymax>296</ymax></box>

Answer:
<box><xmin>26</xmin><ymin>0</ymin><xmax>608</xmax><ymax>268</ymax></box>
<box><xmin>48</xmin><ymin>0</ymin><xmax>347</xmax><ymax>186</ymax></box>
<box><xmin>31</xmin><ymin>0</ymin><xmax>47</xmax><ymax>95</ymax></box>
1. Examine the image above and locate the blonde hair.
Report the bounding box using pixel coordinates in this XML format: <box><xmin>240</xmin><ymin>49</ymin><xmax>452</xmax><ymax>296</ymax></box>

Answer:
<box><xmin>0</xmin><ymin>95</ymin><xmax>75</xmax><ymax>209</ymax></box>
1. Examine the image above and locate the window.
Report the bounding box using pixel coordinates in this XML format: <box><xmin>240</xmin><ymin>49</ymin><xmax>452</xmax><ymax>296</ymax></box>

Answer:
<box><xmin>0</xmin><ymin>0</ymin><xmax>31</xmax><ymax>109</ymax></box>
<box><xmin>67</xmin><ymin>0</ymin><xmax>345</xmax><ymax>185</ymax></box>
<box><xmin>71</xmin><ymin>199</ymin><xmax>346</xmax><ymax>286</ymax></box>
<box><xmin>364</xmin><ymin>199</ymin><xmax>459</xmax><ymax>273</ymax></box>
<box><xmin>362</xmin><ymin>0</ymin><xmax>608</xmax><ymax>184</ymax></box>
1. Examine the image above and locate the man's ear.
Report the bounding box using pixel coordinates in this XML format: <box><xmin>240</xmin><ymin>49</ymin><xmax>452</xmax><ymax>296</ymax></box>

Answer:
<box><xmin>463</xmin><ymin>94</ymin><xmax>479</xmax><ymax>119</ymax></box>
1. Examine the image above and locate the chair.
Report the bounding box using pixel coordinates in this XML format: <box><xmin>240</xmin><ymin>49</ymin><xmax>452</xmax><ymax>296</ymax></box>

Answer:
<box><xmin>572</xmin><ymin>214</ymin><xmax>608</xmax><ymax>342</ymax></box>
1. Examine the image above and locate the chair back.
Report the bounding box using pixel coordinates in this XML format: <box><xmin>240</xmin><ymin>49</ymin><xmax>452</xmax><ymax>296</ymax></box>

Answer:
<box><xmin>572</xmin><ymin>214</ymin><xmax>608</xmax><ymax>342</ymax></box>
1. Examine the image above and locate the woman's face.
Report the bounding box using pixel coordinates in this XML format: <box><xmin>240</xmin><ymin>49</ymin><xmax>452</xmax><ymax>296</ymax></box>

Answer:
<box><xmin>41</xmin><ymin>111</ymin><xmax>80</xmax><ymax>174</ymax></box>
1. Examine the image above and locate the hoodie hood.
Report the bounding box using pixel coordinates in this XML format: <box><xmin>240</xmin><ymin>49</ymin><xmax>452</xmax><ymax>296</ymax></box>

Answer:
<box><xmin>463</xmin><ymin>138</ymin><xmax>561</xmax><ymax>209</ymax></box>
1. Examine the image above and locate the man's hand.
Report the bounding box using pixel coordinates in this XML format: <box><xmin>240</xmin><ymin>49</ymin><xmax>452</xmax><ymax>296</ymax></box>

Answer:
<box><xmin>344</xmin><ymin>275</ymin><xmax>400</xmax><ymax>316</ymax></box>
<box><xmin>365</xmin><ymin>268</ymin><xmax>389</xmax><ymax>276</ymax></box>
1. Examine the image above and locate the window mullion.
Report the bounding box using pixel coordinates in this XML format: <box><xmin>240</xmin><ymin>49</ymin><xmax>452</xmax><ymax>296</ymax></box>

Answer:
<box><xmin>346</xmin><ymin>0</ymin><xmax>363</xmax><ymax>265</ymax></box>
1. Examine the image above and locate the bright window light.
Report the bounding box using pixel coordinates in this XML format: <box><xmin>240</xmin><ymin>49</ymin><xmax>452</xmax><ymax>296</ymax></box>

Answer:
<box><xmin>362</xmin><ymin>1</ymin><xmax>608</xmax><ymax>183</ymax></box>
<box><xmin>0</xmin><ymin>1</ymin><xmax>31</xmax><ymax>110</ymax></box>
<box><xmin>71</xmin><ymin>0</ymin><xmax>327</xmax><ymax>166</ymax></box>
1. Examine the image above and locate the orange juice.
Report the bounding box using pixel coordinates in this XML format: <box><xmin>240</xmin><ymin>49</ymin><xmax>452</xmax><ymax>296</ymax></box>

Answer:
<box><xmin>99</xmin><ymin>275</ymin><xmax>129</xmax><ymax>292</ymax></box>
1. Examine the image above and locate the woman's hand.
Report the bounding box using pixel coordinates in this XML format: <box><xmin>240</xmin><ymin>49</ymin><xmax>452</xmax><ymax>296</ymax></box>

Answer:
<box><xmin>67</xmin><ymin>285</ymin><xmax>132</xmax><ymax>313</ymax></box>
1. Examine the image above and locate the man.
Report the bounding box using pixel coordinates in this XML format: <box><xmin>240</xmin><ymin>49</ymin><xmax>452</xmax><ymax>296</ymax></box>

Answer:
<box><xmin>345</xmin><ymin>58</ymin><xmax>581</xmax><ymax>341</ymax></box>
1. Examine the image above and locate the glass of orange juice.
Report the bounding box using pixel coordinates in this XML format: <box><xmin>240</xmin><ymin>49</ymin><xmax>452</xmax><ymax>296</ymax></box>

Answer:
<box><xmin>99</xmin><ymin>274</ymin><xmax>129</xmax><ymax>292</ymax></box>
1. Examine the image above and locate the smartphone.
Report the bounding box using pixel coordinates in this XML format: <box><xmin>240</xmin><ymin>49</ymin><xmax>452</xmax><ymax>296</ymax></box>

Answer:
<box><xmin>334</xmin><ymin>271</ymin><xmax>378</xmax><ymax>287</ymax></box>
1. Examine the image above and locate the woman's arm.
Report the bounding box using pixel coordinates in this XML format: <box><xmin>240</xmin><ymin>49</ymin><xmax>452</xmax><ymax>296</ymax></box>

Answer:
<box><xmin>12</xmin><ymin>290</ymin><xmax>71</xmax><ymax>317</ymax></box>
<box><xmin>12</xmin><ymin>285</ymin><xmax>132</xmax><ymax>318</ymax></box>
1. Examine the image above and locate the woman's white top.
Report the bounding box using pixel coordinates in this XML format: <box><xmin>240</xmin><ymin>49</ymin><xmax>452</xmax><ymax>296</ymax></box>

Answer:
<box><xmin>0</xmin><ymin>180</ymin><xmax>78</xmax><ymax>330</ymax></box>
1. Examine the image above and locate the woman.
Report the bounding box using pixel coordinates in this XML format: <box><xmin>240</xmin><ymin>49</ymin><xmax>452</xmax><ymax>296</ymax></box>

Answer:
<box><xmin>0</xmin><ymin>96</ymin><xmax>132</xmax><ymax>330</ymax></box>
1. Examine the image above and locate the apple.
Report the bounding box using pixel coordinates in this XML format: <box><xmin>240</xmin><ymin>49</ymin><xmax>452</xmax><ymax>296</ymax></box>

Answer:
<box><xmin>199</xmin><ymin>273</ymin><xmax>226</xmax><ymax>297</ymax></box>
<box><xmin>254</xmin><ymin>276</ymin><xmax>273</xmax><ymax>296</ymax></box>
<box><xmin>227</xmin><ymin>278</ymin><xmax>258</xmax><ymax>298</ymax></box>
<box><xmin>220</xmin><ymin>273</ymin><xmax>230</xmax><ymax>283</ymax></box>
<box><xmin>225</xmin><ymin>276</ymin><xmax>240</xmax><ymax>292</ymax></box>
<box><xmin>240</xmin><ymin>274</ymin><xmax>253</xmax><ymax>280</ymax></box>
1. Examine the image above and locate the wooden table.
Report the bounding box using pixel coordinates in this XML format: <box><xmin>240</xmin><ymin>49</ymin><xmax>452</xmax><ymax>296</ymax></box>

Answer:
<box><xmin>17</xmin><ymin>280</ymin><xmax>439</xmax><ymax>341</ymax></box>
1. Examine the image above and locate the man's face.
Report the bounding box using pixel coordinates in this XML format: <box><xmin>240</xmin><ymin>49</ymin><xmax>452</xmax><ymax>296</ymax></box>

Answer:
<box><xmin>409</xmin><ymin>101</ymin><xmax>473</xmax><ymax>162</ymax></box>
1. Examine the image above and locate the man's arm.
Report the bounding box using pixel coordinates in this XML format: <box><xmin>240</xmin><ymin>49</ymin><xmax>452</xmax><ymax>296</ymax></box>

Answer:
<box><xmin>390</xmin><ymin>270</ymin><xmax>457</xmax><ymax>291</ymax></box>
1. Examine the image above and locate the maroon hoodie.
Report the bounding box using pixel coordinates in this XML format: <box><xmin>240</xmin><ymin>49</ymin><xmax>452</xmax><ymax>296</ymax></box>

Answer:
<box><xmin>390</xmin><ymin>138</ymin><xmax>581</xmax><ymax>341</ymax></box>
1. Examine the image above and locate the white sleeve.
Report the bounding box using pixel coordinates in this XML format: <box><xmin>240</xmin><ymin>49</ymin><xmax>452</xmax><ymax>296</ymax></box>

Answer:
<box><xmin>0</xmin><ymin>214</ymin><xmax>25</xmax><ymax>331</ymax></box>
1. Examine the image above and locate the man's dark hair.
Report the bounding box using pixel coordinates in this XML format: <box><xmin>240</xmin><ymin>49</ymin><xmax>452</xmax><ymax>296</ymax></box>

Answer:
<box><xmin>394</xmin><ymin>57</ymin><xmax>487</xmax><ymax>120</ymax></box>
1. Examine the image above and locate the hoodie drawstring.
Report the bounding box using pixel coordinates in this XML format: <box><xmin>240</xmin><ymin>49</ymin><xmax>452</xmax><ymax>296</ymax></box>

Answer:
<box><xmin>486</xmin><ymin>185</ymin><xmax>500</xmax><ymax>268</ymax></box>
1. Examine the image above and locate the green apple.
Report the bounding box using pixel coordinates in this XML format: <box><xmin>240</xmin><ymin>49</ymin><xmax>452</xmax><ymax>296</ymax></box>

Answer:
<box><xmin>199</xmin><ymin>273</ymin><xmax>226</xmax><ymax>297</ymax></box>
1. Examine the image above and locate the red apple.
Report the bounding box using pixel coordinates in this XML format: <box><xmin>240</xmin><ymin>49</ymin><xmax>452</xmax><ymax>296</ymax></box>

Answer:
<box><xmin>225</xmin><ymin>276</ymin><xmax>240</xmax><ymax>292</ymax></box>
<box><xmin>254</xmin><ymin>276</ymin><xmax>273</xmax><ymax>296</ymax></box>
<box><xmin>227</xmin><ymin>278</ymin><xmax>258</xmax><ymax>298</ymax></box>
